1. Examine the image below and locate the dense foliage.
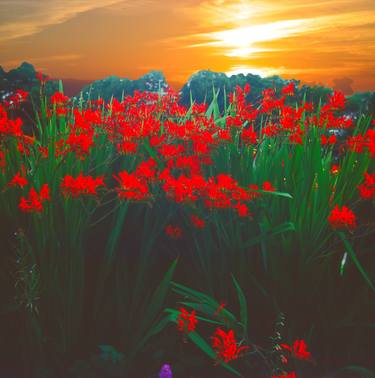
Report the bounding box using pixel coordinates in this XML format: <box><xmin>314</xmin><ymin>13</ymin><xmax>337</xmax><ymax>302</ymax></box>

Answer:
<box><xmin>0</xmin><ymin>78</ymin><xmax>374</xmax><ymax>378</ymax></box>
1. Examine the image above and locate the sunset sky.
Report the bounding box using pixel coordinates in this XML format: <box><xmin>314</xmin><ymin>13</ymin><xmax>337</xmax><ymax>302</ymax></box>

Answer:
<box><xmin>0</xmin><ymin>0</ymin><xmax>374</xmax><ymax>91</ymax></box>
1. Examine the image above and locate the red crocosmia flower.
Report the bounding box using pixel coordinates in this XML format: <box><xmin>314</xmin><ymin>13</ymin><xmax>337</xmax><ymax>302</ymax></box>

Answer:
<box><xmin>165</xmin><ymin>224</ymin><xmax>183</xmax><ymax>239</ymax></box>
<box><xmin>0</xmin><ymin>106</ymin><xmax>23</xmax><ymax>137</ymax></box>
<box><xmin>244</xmin><ymin>83</ymin><xmax>251</xmax><ymax>94</ymax></box>
<box><xmin>262</xmin><ymin>181</ymin><xmax>276</xmax><ymax>192</ymax></box>
<box><xmin>330</xmin><ymin>165</ymin><xmax>340</xmax><ymax>175</ymax></box>
<box><xmin>281</xmin><ymin>82</ymin><xmax>295</xmax><ymax>96</ymax></box>
<box><xmin>177</xmin><ymin>308</ymin><xmax>198</xmax><ymax>334</ymax></box>
<box><xmin>248</xmin><ymin>184</ymin><xmax>262</xmax><ymax>199</ymax></box>
<box><xmin>8</xmin><ymin>171</ymin><xmax>28</xmax><ymax>188</ymax></box>
<box><xmin>289</xmin><ymin>131</ymin><xmax>303</xmax><ymax>145</ymax></box>
<box><xmin>328</xmin><ymin>205</ymin><xmax>356</xmax><ymax>229</ymax></box>
<box><xmin>271</xmin><ymin>372</ymin><xmax>296</xmax><ymax>378</ymax></box>
<box><xmin>281</xmin><ymin>339</ymin><xmax>312</xmax><ymax>361</ymax></box>
<box><xmin>65</xmin><ymin>131</ymin><xmax>95</xmax><ymax>159</ymax></box>
<box><xmin>117</xmin><ymin>141</ymin><xmax>137</xmax><ymax>155</ymax></box>
<box><xmin>191</xmin><ymin>215</ymin><xmax>205</xmax><ymax>229</ymax></box>
<box><xmin>19</xmin><ymin>185</ymin><xmax>50</xmax><ymax>213</ymax></box>
<box><xmin>159</xmin><ymin>143</ymin><xmax>185</xmax><ymax>159</ymax></box>
<box><xmin>192</xmin><ymin>103</ymin><xmax>208</xmax><ymax>114</ymax></box>
<box><xmin>149</xmin><ymin>135</ymin><xmax>166</xmax><ymax>147</ymax></box>
<box><xmin>114</xmin><ymin>171</ymin><xmax>150</xmax><ymax>201</ymax></box>
<box><xmin>241</xmin><ymin>127</ymin><xmax>257</xmax><ymax>145</ymax></box>
<box><xmin>211</xmin><ymin>328</ymin><xmax>249</xmax><ymax>363</ymax></box>
<box><xmin>262</xmin><ymin>124</ymin><xmax>279</xmax><ymax>137</ymax></box>
<box><xmin>234</xmin><ymin>202</ymin><xmax>249</xmax><ymax>217</ymax></box>
<box><xmin>226</xmin><ymin>115</ymin><xmax>243</xmax><ymax>128</ymax></box>
<box><xmin>321</xmin><ymin>134</ymin><xmax>337</xmax><ymax>145</ymax></box>
<box><xmin>61</xmin><ymin>173</ymin><xmax>105</xmax><ymax>198</ymax></box>
<box><xmin>51</xmin><ymin>92</ymin><xmax>69</xmax><ymax>105</ymax></box>
<box><xmin>327</xmin><ymin>90</ymin><xmax>346</xmax><ymax>110</ymax></box>
<box><xmin>292</xmin><ymin>339</ymin><xmax>312</xmax><ymax>361</ymax></box>
<box><xmin>39</xmin><ymin>184</ymin><xmax>51</xmax><ymax>201</ymax></box>
<box><xmin>358</xmin><ymin>172</ymin><xmax>375</xmax><ymax>200</ymax></box>
<box><xmin>135</xmin><ymin>158</ymin><xmax>157</xmax><ymax>181</ymax></box>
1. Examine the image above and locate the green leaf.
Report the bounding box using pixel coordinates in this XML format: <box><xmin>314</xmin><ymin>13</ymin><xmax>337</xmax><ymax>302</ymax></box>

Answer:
<box><xmin>334</xmin><ymin>365</ymin><xmax>374</xmax><ymax>378</ymax></box>
<box><xmin>338</xmin><ymin>232</ymin><xmax>375</xmax><ymax>294</ymax></box>
<box><xmin>339</xmin><ymin>252</ymin><xmax>348</xmax><ymax>276</ymax></box>
<box><xmin>242</xmin><ymin>222</ymin><xmax>295</xmax><ymax>248</ymax></box>
<box><xmin>231</xmin><ymin>276</ymin><xmax>248</xmax><ymax>335</ymax></box>
<box><xmin>134</xmin><ymin>259</ymin><xmax>178</xmax><ymax>342</ymax></box>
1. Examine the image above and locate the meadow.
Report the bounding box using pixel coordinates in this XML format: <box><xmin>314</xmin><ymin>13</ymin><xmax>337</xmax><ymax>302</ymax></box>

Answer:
<box><xmin>0</xmin><ymin>77</ymin><xmax>374</xmax><ymax>378</ymax></box>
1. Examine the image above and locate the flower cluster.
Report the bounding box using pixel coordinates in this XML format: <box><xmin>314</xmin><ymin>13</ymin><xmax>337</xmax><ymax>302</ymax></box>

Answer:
<box><xmin>19</xmin><ymin>184</ymin><xmax>50</xmax><ymax>213</ymax></box>
<box><xmin>61</xmin><ymin>174</ymin><xmax>105</xmax><ymax>198</ymax></box>
<box><xmin>328</xmin><ymin>205</ymin><xmax>357</xmax><ymax>230</ymax></box>
<box><xmin>177</xmin><ymin>308</ymin><xmax>198</xmax><ymax>334</ymax></box>
<box><xmin>211</xmin><ymin>328</ymin><xmax>249</xmax><ymax>363</ymax></box>
<box><xmin>280</xmin><ymin>339</ymin><xmax>312</xmax><ymax>361</ymax></box>
<box><xmin>358</xmin><ymin>172</ymin><xmax>375</xmax><ymax>200</ymax></box>
<box><xmin>271</xmin><ymin>372</ymin><xmax>296</xmax><ymax>378</ymax></box>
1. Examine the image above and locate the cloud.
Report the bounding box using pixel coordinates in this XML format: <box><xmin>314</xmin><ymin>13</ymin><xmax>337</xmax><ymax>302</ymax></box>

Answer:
<box><xmin>186</xmin><ymin>18</ymin><xmax>318</xmax><ymax>57</ymax></box>
<box><xmin>0</xmin><ymin>0</ymin><xmax>125</xmax><ymax>43</ymax></box>
<box><xmin>2</xmin><ymin>54</ymin><xmax>83</xmax><ymax>68</ymax></box>
<box><xmin>171</xmin><ymin>0</ymin><xmax>375</xmax><ymax>59</ymax></box>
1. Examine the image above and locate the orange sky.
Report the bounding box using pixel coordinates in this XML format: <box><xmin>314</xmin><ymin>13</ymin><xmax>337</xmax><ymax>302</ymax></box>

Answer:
<box><xmin>1</xmin><ymin>0</ymin><xmax>374</xmax><ymax>92</ymax></box>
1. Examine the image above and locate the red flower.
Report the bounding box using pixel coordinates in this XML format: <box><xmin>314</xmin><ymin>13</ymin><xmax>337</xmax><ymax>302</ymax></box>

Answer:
<box><xmin>262</xmin><ymin>181</ymin><xmax>276</xmax><ymax>192</ymax></box>
<box><xmin>330</xmin><ymin>165</ymin><xmax>340</xmax><ymax>175</ymax></box>
<box><xmin>281</xmin><ymin>82</ymin><xmax>295</xmax><ymax>96</ymax></box>
<box><xmin>292</xmin><ymin>339</ymin><xmax>312</xmax><ymax>361</ymax></box>
<box><xmin>61</xmin><ymin>173</ymin><xmax>105</xmax><ymax>198</ymax></box>
<box><xmin>211</xmin><ymin>328</ymin><xmax>249</xmax><ymax>363</ymax></box>
<box><xmin>328</xmin><ymin>205</ymin><xmax>356</xmax><ymax>229</ymax></box>
<box><xmin>244</xmin><ymin>83</ymin><xmax>251</xmax><ymax>94</ymax></box>
<box><xmin>117</xmin><ymin>141</ymin><xmax>137</xmax><ymax>155</ymax></box>
<box><xmin>191</xmin><ymin>215</ymin><xmax>205</xmax><ymax>229</ymax></box>
<box><xmin>234</xmin><ymin>202</ymin><xmax>249</xmax><ymax>217</ymax></box>
<box><xmin>51</xmin><ymin>92</ymin><xmax>69</xmax><ymax>105</ymax></box>
<box><xmin>39</xmin><ymin>184</ymin><xmax>51</xmax><ymax>201</ymax></box>
<box><xmin>114</xmin><ymin>171</ymin><xmax>150</xmax><ymax>201</ymax></box>
<box><xmin>321</xmin><ymin>134</ymin><xmax>337</xmax><ymax>145</ymax></box>
<box><xmin>327</xmin><ymin>90</ymin><xmax>346</xmax><ymax>110</ymax></box>
<box><xmin>8</xmin><ymin>171</ymin><xmax>28</xmax><ymax>188</ymax></box>
<box><xmin>0</xmin><ymin>105</ymin><xmax>23</xmax><ymax>137</ymax></box>
<box><xmin>19</xmin><ymin>185</ymin><xmax>50</xmax><ymax>213</ymax></box>
<box><xmin>165</xmin><ymin>224</ymin><xmax>183</xmax><ymax>239</ymax></box>
<box><xmin>177</xmin><ymin>308</ymin><xmax>198</xmax><ymax>334</ymax></box>
<box><xmin>358</xmin><ymin>172</ymin><xmax>375</xmax><ymax>200</ymax></box>
<box><xmin>135</xmin><ymin>158</ymin><xmax>157</xmax><ymax>181</ymax></box>
<box><xmin>65</xmin><ymin>131</ymin><xmax>95</xmax><ymax>159</ymax></box>
<box><xmin>271</xmin><ymin>372</ymin><xmax>296</xmax><ymax>378</ymax></box>
<box><xmin>281</xmin><ymin>339</ymin><xmax>312</xmax><ymax>361</ymax></box>
<box><xmin>241</xmin><ymin>127</ymin><xmax>257</xmax><ymax>145</ymax></box>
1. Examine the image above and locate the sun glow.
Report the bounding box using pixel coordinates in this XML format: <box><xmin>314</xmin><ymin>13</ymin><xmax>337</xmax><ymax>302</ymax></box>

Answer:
<box><xmin>226</xmin><ymin>66</ymin><xmax>277</xmax><ymax>78</ymax></box>
<box><xmin>189</xmin><ymin>19</ymin><xmax>314</xmax><ymax>58</ymax></box>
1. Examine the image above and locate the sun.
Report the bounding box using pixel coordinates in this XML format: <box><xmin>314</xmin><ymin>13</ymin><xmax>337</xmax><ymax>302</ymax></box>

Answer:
<box><xmin>191</xmin><ymin>19</ymin><xmax>311</xmax><ymax>58</ymax></box>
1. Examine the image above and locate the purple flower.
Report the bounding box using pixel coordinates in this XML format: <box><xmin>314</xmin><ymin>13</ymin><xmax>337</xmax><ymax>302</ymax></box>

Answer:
<box><xmin>158</xmin><ymin>363</ymin><xmax>172</xmax><ymax>378</ymax></box>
